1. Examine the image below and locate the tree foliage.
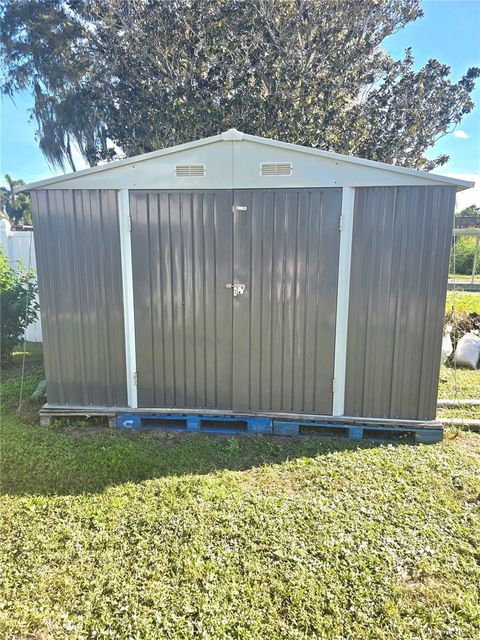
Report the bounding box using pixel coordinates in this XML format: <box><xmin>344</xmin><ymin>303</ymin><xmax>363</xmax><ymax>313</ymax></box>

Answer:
<box><xmin>449</xmin><ymin>236</ymin><xmax>480</xmax><ymax>276</ymax></box>
<box><xmin>1</xmin><ymin>0</ymin><xmax>479</xmax><ymax>170</ymax></box>
<box><xmin>0</xmin><ymin>174</ymin><xmax>32</xmax><ymax>225</ymax></box>
<box><xmin>457</xmin><ymin>205</ymin><xmax>480</xmax><ymax>218</ymax></box>
<box><xmin>0</xmin><ymin>248</ymin><xmax>39</xmax><ymax>362</ymax></box>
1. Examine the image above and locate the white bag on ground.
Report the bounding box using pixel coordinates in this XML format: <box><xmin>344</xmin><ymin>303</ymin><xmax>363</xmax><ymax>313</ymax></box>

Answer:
<box><xmin>441</xmin><ymin>325</ymin><xmax>453</xmax><ymax>363</ymax></box>
<box><xmin>453</xmin><ymin>332</ymin><xmax>480</xmax><ymax>370</ymax></box>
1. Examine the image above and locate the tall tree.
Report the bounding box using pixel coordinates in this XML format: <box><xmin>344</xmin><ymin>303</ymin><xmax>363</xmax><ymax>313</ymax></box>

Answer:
<box><xmin>457</xmin><ymin>205</ymin><xmax>480</xmax><ymax>217</ymax></box>
<box><xmin>0</xmin><ymin>175</ymin><xmax>32</xmax><ymax>225</ymax></box>
<box><xmin>1</xmin><ymin>0</ymin><xmax>478</xmax><ymax>171</ymax></box>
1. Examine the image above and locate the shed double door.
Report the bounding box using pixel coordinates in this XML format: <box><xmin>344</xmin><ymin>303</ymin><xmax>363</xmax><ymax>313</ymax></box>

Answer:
<box><xmin>130</xmin><ymin>188</ymin><xmax>342</xmax><ymax>414</ymax></box>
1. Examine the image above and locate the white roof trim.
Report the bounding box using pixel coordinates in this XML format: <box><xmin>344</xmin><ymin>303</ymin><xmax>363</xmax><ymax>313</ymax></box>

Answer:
<box><xmin>17</xmin><ymin>129</ymin><xmax>474</xmax><ymax>192</ymax></box>
<box><xmin>16</xmin><ymin>133</ymin><xmax>224</xmax><ymax>192</ymax></box>
<box><xmin>241</xmin><ymin>133</ymin><xmax>474</xmax><ymax>190</ymax></box>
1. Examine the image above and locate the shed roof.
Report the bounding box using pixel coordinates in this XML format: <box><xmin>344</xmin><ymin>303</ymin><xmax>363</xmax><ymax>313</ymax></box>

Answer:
<box><xmin>17</xmin><ymin>129</ymin><xmax>474</xmax><ymax>192</ymax></box>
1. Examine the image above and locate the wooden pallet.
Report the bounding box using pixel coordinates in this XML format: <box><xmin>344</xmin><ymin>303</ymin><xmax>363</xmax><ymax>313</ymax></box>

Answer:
<box><xmin>116</xmin><ymin>413</ymin><xmax>272</xmax><ymax>435</ymax></box>
<box><xmin>116</xmin><ymin>413</ymin><xmax>442</xmax><ymax>443</ymax></box>
<box><xmin>273</xmin><ymin>419</ymin><xmax>443</xmax><ymax>443</ymax></box>
<box><xmin>39</xmin><ymin>410</ymin><xmax>116</xmax><ymax>428</ymax></box>
<box><xmin>39</xmin><ymin>407</ymin><xmax>443</xmax><ymax>443</ymax></box>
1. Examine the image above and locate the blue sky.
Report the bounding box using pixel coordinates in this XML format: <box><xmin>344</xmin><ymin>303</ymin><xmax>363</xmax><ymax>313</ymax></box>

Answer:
<box><xmin>1</xmin><ymin>0</ymin><xmax>479</xmax><ymax>193</ymax></box>
<box><xmin>385</xmin><ymin>0</ymin><xmax>480</xmax><ymax>176</ymax></box>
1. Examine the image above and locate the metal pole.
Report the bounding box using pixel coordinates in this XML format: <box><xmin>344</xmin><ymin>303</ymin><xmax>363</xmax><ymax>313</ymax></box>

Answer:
<box><xmin>472</xmin><ymin>236</ymin><xmax>479</xmax><ymax>284</ymax></box>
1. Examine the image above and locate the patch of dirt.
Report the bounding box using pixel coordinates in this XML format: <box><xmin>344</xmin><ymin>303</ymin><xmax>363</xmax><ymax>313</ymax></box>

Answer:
<box><xmin>58</xmin><ymin>425</ymin><xmax>111</xmax><ymax>438</ymax></box>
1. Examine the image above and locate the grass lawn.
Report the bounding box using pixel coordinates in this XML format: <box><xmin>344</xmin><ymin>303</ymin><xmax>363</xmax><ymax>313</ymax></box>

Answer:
<box><xmin>448</xmin><ymin>274</ymin><xmax>480</xmax><ymax>282</ymax></box>
<box><xmin>438</xmin><ymin>365</ymin><xmax>480</xmax><ymax>400</ymax></box>
<box><xmin>437</xmin><ymin>366</ymin><xmax>480</xmax><ymax>420</ymax></box>
<box><xmin>445</xmin><ymin>290</ymin><xmax>480</xmax><ymax>315</ymax></box>
<box><xmin>440</xmin><ymin>290</ymin><xmax>480</xmax><ymax>420</ymax></box>
<box><xmin>1</xmin><ymin>347</ymin><xmax>480</xmax><ymax>639</ymax></box>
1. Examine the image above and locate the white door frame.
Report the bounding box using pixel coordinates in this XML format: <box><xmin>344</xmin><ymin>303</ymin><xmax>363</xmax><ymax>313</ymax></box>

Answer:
<box><xmin>332</xmin><ymin>187</ymin><xmax>355</xmax><ymax>416</ymax></box>
<box><xmin>119</xmin><ymin>185</ymin><xmax>355</xmax><ymax>413</ymax></box>
<box><xmin>118</xmin><ymin>189</ymin><xmax>138</xmax><ymax>408</ymax></box>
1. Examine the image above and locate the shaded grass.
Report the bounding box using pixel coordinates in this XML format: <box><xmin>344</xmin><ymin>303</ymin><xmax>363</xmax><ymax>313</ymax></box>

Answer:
<box><xmin>1</xmin><ymin>348</ymin><xmax>480</xmax><ymax>639</ymax></box>
<box><xmin>2</xmin><ymin>412</ymin><xmax>371</xmax><ymax>496</ymax></box>
<box><xmin>1</xmin><ymin>341</ymin><xmax>44</xmax><ymax>379</ymax></box>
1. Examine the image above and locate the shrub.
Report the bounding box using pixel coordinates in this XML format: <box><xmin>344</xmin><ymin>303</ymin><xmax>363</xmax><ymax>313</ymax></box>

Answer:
<box><xmin>449</xmin><ymin>236</ymin><xmax>480</xmax><ymax>275</ymax></box>
<box><xmin>0</xmin><ymin>248</ymin><xmax>39</xmax><ymax>363</ymax></box>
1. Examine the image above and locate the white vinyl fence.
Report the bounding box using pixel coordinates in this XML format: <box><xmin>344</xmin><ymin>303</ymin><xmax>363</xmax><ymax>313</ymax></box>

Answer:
<box><xmin>0</xmin><ymin>218</ymin><xmax>42</xmax><ymax>342</ymax></box>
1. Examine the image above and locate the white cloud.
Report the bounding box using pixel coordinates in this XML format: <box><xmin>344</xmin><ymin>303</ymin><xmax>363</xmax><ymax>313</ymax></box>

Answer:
<box><xmin>436</xmin><ymin>171</ymin><xmax>480</xmax><ymax>211</ymax></box>
<box><xmin>453</xmin><ymin>130</ymin><xmax>469</xmax><ymax>139</ymax></box>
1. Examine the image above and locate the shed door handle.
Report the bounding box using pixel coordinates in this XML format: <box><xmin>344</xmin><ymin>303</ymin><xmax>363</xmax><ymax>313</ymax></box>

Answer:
<box><xmin>225</xmin><ymin>283</ymin><xmax>246</xmax><ymax>296</ymax></box>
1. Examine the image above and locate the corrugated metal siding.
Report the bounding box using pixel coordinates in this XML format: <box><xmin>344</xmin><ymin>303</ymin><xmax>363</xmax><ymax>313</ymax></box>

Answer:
<box><xmin>345</xmin><ymin>186</ymin><xmax>455</xmax><ymax>421</ymax></box>
<box><xmin>131</xmin><ymin>190</ymin><xmax>234</xmax><ymax>409</ymax></box>
<box><xmin>232</xmin><ymin>188</ymin><xmax>341</xmax><ymax>414</ymax></box>
<box><xmin>31</xmin><ymin>189</ymin><xmax>127</xmax><ymax>406</ymax></box>
<box><xmin>131</xmin><ymin>188</ymin><xmax>341</xmax><ymax>413</ymax></box>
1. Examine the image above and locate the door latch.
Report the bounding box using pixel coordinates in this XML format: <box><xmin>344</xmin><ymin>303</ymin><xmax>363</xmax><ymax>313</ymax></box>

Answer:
<box><xmin>225</xmin><ymin>283</ymin><xmax>246</xmax><ymax>296</ymax></box>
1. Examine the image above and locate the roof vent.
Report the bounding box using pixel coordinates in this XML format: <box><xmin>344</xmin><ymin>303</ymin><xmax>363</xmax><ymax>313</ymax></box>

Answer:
<box><xmin>175</xmin><ymin>164</ymin><xmax>206</xmax><ymax>177</ymax></box>
<box><xmin>260</xmin><ymin>162</ymin><xmax>293</xmax><ymax>176</ymax></box>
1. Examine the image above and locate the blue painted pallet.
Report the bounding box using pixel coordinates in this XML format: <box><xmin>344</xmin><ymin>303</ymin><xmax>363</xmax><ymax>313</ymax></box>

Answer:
<box><xmin>116</xmin><ymin>413</ymin><xmax>273</xmax><ymax>435</ymax></box>
<box><xmin>273</xmin><ymin>420</ymin><xmax>443</xmax><ymax>443</ymax></box>
<box><xmin>116</xmin><ymin>413</ymin><xmax>442</xmax><ymax>443</ymax></box>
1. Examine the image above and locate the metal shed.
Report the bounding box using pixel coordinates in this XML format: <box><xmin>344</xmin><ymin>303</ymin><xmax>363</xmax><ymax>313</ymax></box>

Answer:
<box><xmin>20</xmin><ymin>129</ymin><xmax>473</xmax><ymax>440</ymax></box>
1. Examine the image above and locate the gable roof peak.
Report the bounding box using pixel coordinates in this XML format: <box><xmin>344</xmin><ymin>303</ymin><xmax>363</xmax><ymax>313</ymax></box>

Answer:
<box><xmin>221</xmin><ymin>129</ymin><xmax>244</xmax><ymax>141</ymax></box>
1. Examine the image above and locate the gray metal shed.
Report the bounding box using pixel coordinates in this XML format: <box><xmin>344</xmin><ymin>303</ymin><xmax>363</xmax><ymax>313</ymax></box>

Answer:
<box><xmin>20</xmin><ymin>130</ymin><xmax>472</xmax><ymax>437</ymax></box>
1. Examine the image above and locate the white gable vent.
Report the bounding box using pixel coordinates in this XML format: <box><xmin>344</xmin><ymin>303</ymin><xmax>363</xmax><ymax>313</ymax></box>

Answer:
<box><xmin>175</xmin><ymin>164</ymin><xmax>206</xmax><ymax>177</ymax></box>
<box><xmin>260</xmin><ymin>162</ymin><xmax>293</xmax><ymax>176</ymax></box>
